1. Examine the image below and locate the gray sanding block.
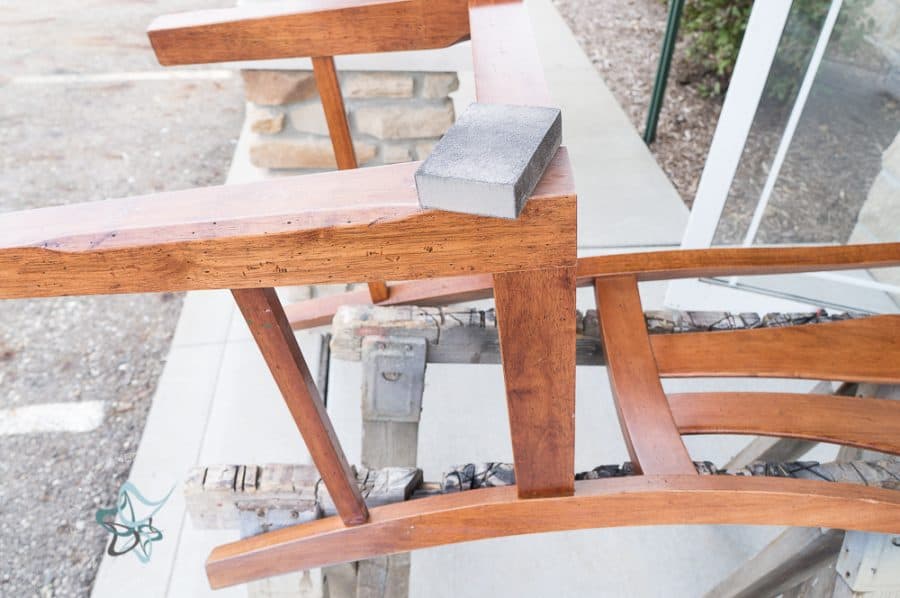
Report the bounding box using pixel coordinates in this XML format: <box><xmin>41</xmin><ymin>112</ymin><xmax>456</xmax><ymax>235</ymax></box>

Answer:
<box><xmin>414</xmin><ymin>102</ymin><xmax>562</xmax><ymax>219</ymax></box>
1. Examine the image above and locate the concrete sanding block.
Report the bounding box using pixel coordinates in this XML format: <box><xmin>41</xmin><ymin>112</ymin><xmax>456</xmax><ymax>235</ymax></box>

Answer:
<box><xmin>414</xmin><ymin>102</ymin><xmax>562</xmax><ymax>219</ymax></box>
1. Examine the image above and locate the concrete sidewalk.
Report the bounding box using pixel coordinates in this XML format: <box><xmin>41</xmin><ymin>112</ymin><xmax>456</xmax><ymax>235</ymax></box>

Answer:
<box><xmin>91</xmin><ymin>1</ymin><xmax>834</xmax><ymax>596</ymax></box>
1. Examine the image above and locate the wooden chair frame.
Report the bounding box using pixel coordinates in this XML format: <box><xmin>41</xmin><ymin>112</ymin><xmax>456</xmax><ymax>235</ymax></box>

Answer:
<box><xmin>2</xmin><ymin>0</ymin><xmax>899</xmax><ymax>589</ymax></box>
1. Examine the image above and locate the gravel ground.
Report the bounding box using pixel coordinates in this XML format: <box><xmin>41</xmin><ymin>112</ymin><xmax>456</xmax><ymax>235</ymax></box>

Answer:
<box><xmin>0</xmin><ymin>1</ymin><xmax>244</xmax><ymax>596</ymax></box>
<box><xmin>552</xmin><ymin>0</ymin><xmax>722</xmax><ymax>206</ymax></box>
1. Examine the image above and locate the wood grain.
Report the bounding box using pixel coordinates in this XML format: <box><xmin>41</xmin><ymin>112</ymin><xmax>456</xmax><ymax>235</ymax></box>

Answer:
<box><xmin>652</xmin><ymin>315</ymin><xmax>900</xmax><ymax>383</ymax></box>
<box><xmin>593</xmin><ymin>276</ymin><xmax>695</xmax><ymax>475</ymax></box>
<box><xmin>669</xmin><ymin>392</ymin><xmax>900</xmax><ymax>456</ymax></box>
<box><xmin>205</xmin><ymin>474</ymin><xmax>900</xmax><ymax>588</ymax></box>
<box><xmin>231</xmin><ymin>287</ymin><xmax>368</xmax><ymax>525</ymax></box>
<box><xmin>576</xmin><ymin>243</ymin><xmax>900</xmax><ymax>282</ymax></box>
<box><xmin>468</xmin><ymin>0</ymin><xmax>553</xmax><ymax>106</ymax></box>
<box><xmin>310</xmin><ymin>55</ymin><xmax>391</xmax><ymax>305</ymax></box>
<box><xmin>493</xmin><ymin>266</ymin><xmax>576</xmax><ymax>498</ymax></box>
<box><xmin>283</xmin><ymin>242</ymin><xmax>900</xmax><ymax>328</ymax></box>
<box><xmin>148</xmin><ymin>0</ymin><xmax>470</xmax><ymax>65</ymax></box>
<box><xmin>0</xmin><ymin>150</ymin><xmax>575</xmax><ymax>299</ymax></box>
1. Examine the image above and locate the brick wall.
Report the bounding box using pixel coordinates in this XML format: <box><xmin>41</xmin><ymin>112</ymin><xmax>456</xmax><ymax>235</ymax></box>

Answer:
<box><xmin>241</xmin><ymin>69</ymin><xmax>459</xmax><ymax>173</ymax></box>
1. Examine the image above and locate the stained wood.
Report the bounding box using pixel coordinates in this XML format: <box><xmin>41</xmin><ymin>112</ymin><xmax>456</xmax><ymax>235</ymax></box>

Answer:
<box><xmin>205</xmin><ymin>474</ymin><xmax>900</xmax><ymax>588</ymax></box>
<box><xmin>285</xmin><ymin>275</ymin><xmax>494</xmax><ymax>328</ymax></box>
<box><xmin>652</xmin><ymin>315</ymin><xmax>900</xmax><ymax>383</ymax></box>
<box><xmin>468</xmin><ymin>0</ymin><xmax>553</xmax><ymax>106</ymax></box>
<box><xmin>310</xmin><ymin>55</ymin><xmax>391</xmax><ymax>306</ymax></box>
<box><xmin>576</xmin><ymin>243</ymin><xmax>900</xmax><ymax>282</ymax></box>
<box><xmin>283</xmin><ymin>243</ymin><xmax>900</xmax><ymax>329</ymax></box>
<box><xmin>0</xmin><ymin>151</ymin><xmax>575</xmax><ymax>299</ymax></box>
<box><xmin>148</xmin><ymin>0</ymin><xmax>471</xmax><ymax>65</ymax></box>
<box><xmin>593</xmin><ymin>276</ymin><xmax>695</xmax><ymax>475</ymax></box>
<box><xmin>493</xmin><ymin>267</ymin><xmax>576</xmax><ymax>498</ymax></box>
<box><xmin>669</xmin><ymin>392</ymin><xmax>900</xmax><ymax>456</ymax></box>
<box><xmin>231</xmin><ymin>287</ymin><xmax>368</xmax><ymax>526</ymax></box>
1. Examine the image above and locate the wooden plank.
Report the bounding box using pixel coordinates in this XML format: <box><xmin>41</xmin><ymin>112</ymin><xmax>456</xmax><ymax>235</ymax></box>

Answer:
<box><xmin>205</xmin><ymin>474</ymin><xmax>900</xmax><ymax>588</ymax></box>
<box><xmin>652</xmin><ymin>315</ymin><xmax>900</xmax><ymax>383</ymax></box>
<box><xmin>0</xmin><ymin>150</ymin><xmax>575</xmax><ymax>299</ymax></box>
<box><xmin>669</xmin><ymin>392</ymin><xmax>900</xmax><ymax>456</ymax></box>
<box><xmin>147</xmin><ymin>0</ymin><xmax>471</xmax><ymax>65</ymax></box>
<box><xmin>493</xmin><ymin>266</ymin><xmax>576</xmax><ymax>498</ymax></box>
<box><xmin>593</xmin><ymin>276</ymin><xmax>695</xmax><ymax>475</ymax></box>
<box><xmin>311</xmin><ymin>54</ymin><xmax>392</xmax><ymax>307</ymax></box>
<box><xmin>468</xmin><ymin>0</ymin><xmax>553</xmax><ymax>106</ymax></box>
<box><xmin>724</xmin><ymin>382</ymin><xmax>857</xmax><ymax>469</ymax></box>
<box><xmin>232</xmin><ymin>287</ymin><xmax>368</xmax><ymax>526</ymax></box>
<box><xmin>286</xmin><ymin>242</ymin><xmax>900</xmax><ymax>328</ymax></box>
<box><xmin>577</xmin><ymin>243</ymin><xmax>900</xmax><ymax>282</ymax></box>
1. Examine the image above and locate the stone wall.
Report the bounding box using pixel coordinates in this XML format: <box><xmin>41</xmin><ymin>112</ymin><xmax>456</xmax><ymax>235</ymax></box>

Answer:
<box><xmin>241</xmin><ymin>69</ymin><xmax>459</xmax><ymax>173</ymax></box>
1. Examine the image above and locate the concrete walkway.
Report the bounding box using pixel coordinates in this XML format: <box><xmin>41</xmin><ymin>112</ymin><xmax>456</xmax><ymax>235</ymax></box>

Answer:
<box><xmin>91</xmin><ymin>1</ymin><xmax>834</xmax><ymax>596</ymax></box>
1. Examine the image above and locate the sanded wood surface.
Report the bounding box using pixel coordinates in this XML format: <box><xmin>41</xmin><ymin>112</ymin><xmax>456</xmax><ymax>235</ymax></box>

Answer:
<box><xmin>669</xmin><ymin>392</ymin><xmax>900</xmax><ymax>456</ymax></box>
<box><xmin>493</xmin><ymin>267</ymin><xmax>576</xmax><ymax>498</ymax></box>
<box><xmin>205</xmin><ymin>474</ymin><xmax>900</xmax><ymax>588</ymax></box>
<box><xmin>594</xmin><ymin>276</ymin><xmax>695</xmax><ymax>475</ymax></box>
<box><xmin>469</xmin><ymin>0</ymin><xmax>552</xmax><ymax>106</ymax></box>
<box><xmin>0</xmin><ymin>151</ymin><xmax>575</xmax><ymax>299</ymax></box>
<box><xmin>231</xmin><ymin>288</ymin><xmax>368</xmax><ymax>526</ymax></box>
<box><xmin>652</xmin><ymin>315</ymin><xmax>900</xmax><ymax>383</ymax></box>
<box><xmin>148</xmin><ymin>0</ymin><xmax>470</xmax><ymax>65</ymax></box>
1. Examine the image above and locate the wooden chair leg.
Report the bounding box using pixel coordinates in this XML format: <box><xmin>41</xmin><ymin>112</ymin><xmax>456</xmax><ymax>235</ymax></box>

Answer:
<box><xmin>232</xmin><ymin>287</ymin><xmax>368</xmax><ymax>526</ymax></box>
<box><xmin>311</xmin><ymin>55</ymin><xmax>391</xmax><ymax>306</ymax></box>
<box><xmin>493</xmin><ymin>266</ymin><xmax>576</xmax><ymax>498</ymax></box>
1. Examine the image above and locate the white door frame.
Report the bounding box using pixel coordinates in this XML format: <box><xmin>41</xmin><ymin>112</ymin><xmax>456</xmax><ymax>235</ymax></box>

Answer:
<box><xmin>666</xmin><ymin>0</ymin><xmax>900</xmax><ymax>311</ymax></box>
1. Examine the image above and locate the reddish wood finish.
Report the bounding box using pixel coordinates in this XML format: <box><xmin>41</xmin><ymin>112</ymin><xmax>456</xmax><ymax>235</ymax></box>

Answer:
<box><xmin>147</xmin><ymin>0</ymin><xmax>471</xmax><ymax>65</ymax></box>
<box><xmin>284</xmin><ymin>243</ymin><xmax>900</xmax><ymax>328</ymax></box>
<box><xmin>576</xmin><ymin>243</ymin><xmax>900</xmax><ymax>282</ymax></box>
<box><xmin>669</xmin><ymin>392</ymin><xmax>900</xmax><ymax>456</ymax></box>
<box><xmin>593</xmin><ymin>276</ymin><xmax>695</xmax><ymax>475</ymax></box>
<box><xmin>468</xmin><ymin>0</ymin><xmax>553</xmax><ymax>106</ymax></box>
<box><xmin>493</xmin><ymin>267</ymin><xmax>576</xmax><ymax>498</ymax></box>
<box><xmin>311</xmin><ymin>55</ymin><xmax>391</xmax><ymax>305</ymax></box>
<box><xmin>205</xmin><ymin>474</ymin><xmax>900</xmax><ymax>588</ymax></box>
<box><xmin>651</xmin><ymin>316</ymin><xmax>900</xmax><ymax>383</ymax></box>
<box><xmin>232</xmin><ymin>287</ymin><xmax>368</xmax><ymax>525</ymax></box>
<box><xmin>0</xmin><ymin>151</ymin><xmax>576</xmax><ymax>299</ymax></box>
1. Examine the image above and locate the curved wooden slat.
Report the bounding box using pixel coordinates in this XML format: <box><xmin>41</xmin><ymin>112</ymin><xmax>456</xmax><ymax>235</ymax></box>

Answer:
<box><xmin>651</xmin><ymin>316</ymin><xmax>900</xmax><ymax>383</ymax></box>
<box><xmin>594</xmin><ymin>276</ymin><xmax>695</xmax><ymax>474</ymax></box>
<box><xmin>576</xmin><ymin>243</ymin><xmax>900</xmax><ymax>282</ymax></box>
<box><xmin>0</xmin><ymin>151</ymin><xmax>575</xmax><ymax>300</ymax></box>
<box><xmin>668</xmin><ymin>392</ymin><xmax>900</xmax><ymax>456</ymax></box>
<box><xmin>148</xmin><ymin>0</ymin><xmax>470</xmax><ymax>65</ymax></box>
<box><xmin>205</xmin><ymin>475</ymin><xmax>900</xmax><ymax>588</ymax></box>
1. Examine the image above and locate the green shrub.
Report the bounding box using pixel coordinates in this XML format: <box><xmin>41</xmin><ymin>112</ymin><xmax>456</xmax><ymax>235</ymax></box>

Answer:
<box><xmin>678</xmin><ymin>0</ymin><xmax>876</xmax><ymax>100</ymax></box>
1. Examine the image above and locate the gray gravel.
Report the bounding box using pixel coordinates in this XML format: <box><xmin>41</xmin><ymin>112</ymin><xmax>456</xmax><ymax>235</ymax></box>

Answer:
<box><xmin>552</xmin><ymin>0</ymin><xmax>722</xmax><ymax>206</ymax></box>
<box><xmin>0</xmin><ymin>1</ymin><xmax>244</xmax><ymax>596</ymax></box>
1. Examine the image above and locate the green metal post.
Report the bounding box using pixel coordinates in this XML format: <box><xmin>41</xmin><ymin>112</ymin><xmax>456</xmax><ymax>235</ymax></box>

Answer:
<box><xmin>644</xmin><ymin>0</ymin><xmax>685</xmax><ymax>144</ymax></box>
